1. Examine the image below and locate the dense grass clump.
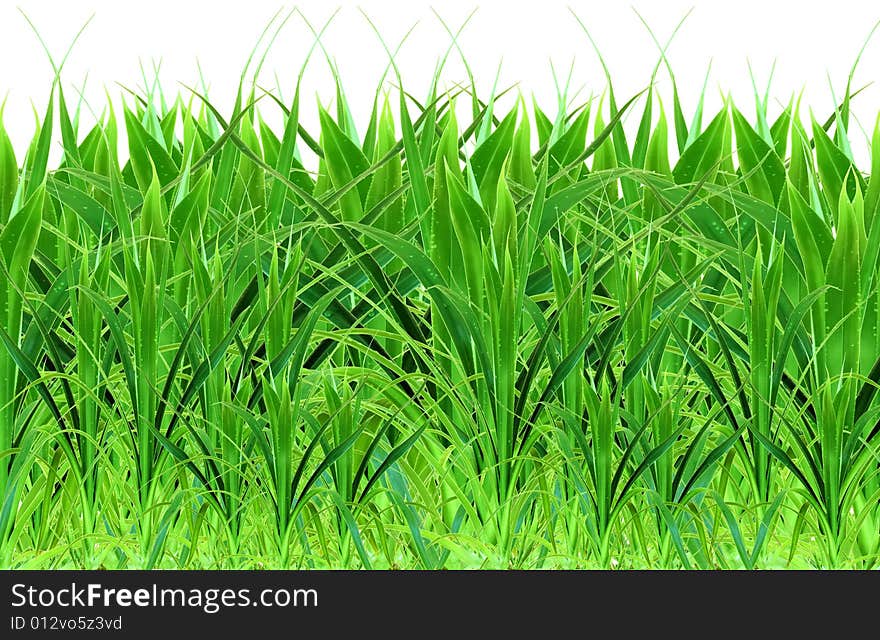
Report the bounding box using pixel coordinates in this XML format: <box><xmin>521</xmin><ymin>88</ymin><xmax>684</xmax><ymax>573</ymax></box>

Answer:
<box><xmin>2</xmin><ymin>27</ymin><xmax>880</xmax><ymax>569</ymax></box>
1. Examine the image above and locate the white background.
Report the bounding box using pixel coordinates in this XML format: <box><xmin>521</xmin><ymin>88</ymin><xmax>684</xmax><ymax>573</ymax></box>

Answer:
<box><xmin>1</xmin><ymin>0</ymin><xmax>879</xmax><ymax>164</ymax></box>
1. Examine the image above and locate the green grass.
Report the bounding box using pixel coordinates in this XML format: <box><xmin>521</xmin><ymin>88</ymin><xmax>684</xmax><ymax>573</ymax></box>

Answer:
<box><xmin>1</xmin><ymin>15</ymin><xmax>880</xmax><ymax>569</ymax></box>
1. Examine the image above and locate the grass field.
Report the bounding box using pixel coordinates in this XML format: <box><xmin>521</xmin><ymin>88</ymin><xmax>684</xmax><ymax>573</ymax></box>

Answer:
<box><xmin>2</xmin><ymin>17</ymin><xmax>880</xmax><ymax>569</ymax></box>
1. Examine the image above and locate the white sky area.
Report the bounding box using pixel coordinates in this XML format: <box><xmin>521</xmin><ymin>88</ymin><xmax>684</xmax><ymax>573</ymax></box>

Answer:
<box><xmin>1</xmin><ymin>0</ymin><xmax>879</xmax><ymax>167</ymax></box>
